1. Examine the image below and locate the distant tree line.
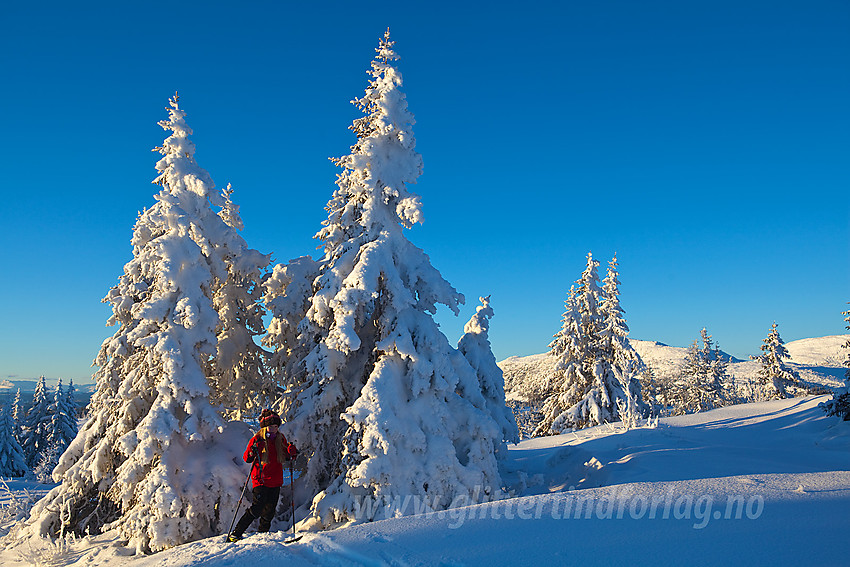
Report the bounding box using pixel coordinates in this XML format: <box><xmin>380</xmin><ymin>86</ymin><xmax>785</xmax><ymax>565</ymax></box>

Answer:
<box><xmin>0</xmin><ymin>377</ymin><xmax>79</xmax><ymax>479</ymax></box>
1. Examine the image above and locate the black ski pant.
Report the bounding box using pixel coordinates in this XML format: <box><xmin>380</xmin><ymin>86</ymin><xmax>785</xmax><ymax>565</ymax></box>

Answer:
<box><xmin>233</xmin><ymin>485</ymin><xmax>281</xmax><ymax>536</ymax></box>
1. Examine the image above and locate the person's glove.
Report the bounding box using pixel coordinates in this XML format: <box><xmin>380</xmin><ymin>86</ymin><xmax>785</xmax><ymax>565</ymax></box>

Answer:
<box><xmin>287</xmin><ymin>444</ymin><xmax>298</xmax><ymax>460</ymax></box>
<box><xmin>245</xmin><ymin>449</ymin><xmax>256</xmax><ymax>463</ymax></box>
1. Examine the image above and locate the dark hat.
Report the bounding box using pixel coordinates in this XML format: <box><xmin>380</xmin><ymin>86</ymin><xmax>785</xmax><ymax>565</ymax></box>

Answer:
<box><xmin>259</xmin><ymin>408</ymin><xmax>282</xmax><ymax>428</ymax></box>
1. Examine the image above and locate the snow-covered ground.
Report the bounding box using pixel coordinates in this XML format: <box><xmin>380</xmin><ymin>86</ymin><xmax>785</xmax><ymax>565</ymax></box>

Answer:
<box><xmin>1</xmin><ymin>395</ymin><xmax>848</xmax><ymax>566</ymax></box>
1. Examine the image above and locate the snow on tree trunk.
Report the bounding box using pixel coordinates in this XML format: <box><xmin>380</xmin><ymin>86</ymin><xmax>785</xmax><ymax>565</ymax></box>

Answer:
<box><xmin>457</xmin><ymin>296</ymin><xmax>520</xmax><ymax>446</ymax></box>
<box><xmin>282</xmin><ymin>31</ymin><xmax>504</xmax><ymax>528</ymax></box>
<box><xmin>0</xmin><ymin>401</ymin><xmax>27</xmax><ymax>477</ymax></box>
<box><xmin>24</xmin><ymin>95</ymin><xmax>256</xmax><ymax>553</ymax></box>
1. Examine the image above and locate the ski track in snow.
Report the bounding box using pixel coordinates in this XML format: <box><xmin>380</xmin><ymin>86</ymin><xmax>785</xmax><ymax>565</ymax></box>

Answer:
<box><xmin>1</xmin><ymin>396</ymin><xmax>849</xmax><ymax>566</ymax></box>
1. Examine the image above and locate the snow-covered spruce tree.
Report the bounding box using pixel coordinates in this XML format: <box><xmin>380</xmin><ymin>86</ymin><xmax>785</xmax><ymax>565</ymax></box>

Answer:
<box><xmin>597</xmin><ymin>255</ymin><xmax>649</xmax><ymax>420</ymax></box>
<box><xmin>26</xmin><ymin>95</ymin><xmax>254</xmax><ymax>552</ymax></box>
<box><xmin>534</xmin><ymin>282</ymin><xmax>588</xmax><ymax>436</ymax></box>
<box><xmin>11</xmin><ymin>388</ymin><xmax>23</xmax><ymax>441</ymax></box>
<box><xmin>31</xmin><ymin>381</ymin><xmax>78</xmax><ymax>483</ymax></box>
<box><xmin>679</xmin><ymin>328</ymin><xmax>729</xmax><ymax>412</ymax></box>
<box><xmin>752</xmin><ymin>322</ymin><xmax>800</xmax><ymax>399</ymax></box>
<box><xmin>282</xmin><ymin>31</ymin><xmax>503</xmax><ymax>527</ymax></box>
<box><xmin>457</xmin><ymin>296</ymin><xmax>520</xmax><ymax>446</ymax></box>
<box><xmin>20</xmin><ymin>376</ymin><xmax>52</xmax><ymax>469</ymax></box>
<box><xmin>0</xmin><ymin>401</ymin><xmax>28</xmax><ymax>477</ymax></box>
<box><xmin>47</xmin><ymin>379</ymin><xmax>78</xmax><ymax>459</ymax></box>
<box><xmin>64</xmin><ymin>379</ymin><xmax>78</xmax><ymax>419</ymax></box>
<box><xmin>536</xmin><ymin>253</ymin><xmax>645</xmax><ymax>434</ymax></box>
<box><xmin>208</xmin><ymin>183</ymin><xmax>272</xmax><ymax>420</ymax></box>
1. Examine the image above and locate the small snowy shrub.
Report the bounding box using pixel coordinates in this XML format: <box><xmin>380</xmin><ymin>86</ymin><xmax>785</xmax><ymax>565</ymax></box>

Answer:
<box><xmin>17</xmin><ymin>533</ymin><xmax>78</xmax><ymax>567</ymax></box>
<box><xmin>0</xmin><ymin>480</ymin><xmax>40</xmax><ymax>526</ymax></box>
<box><xmin>32</xmin><ymin>443</ymin><xmax>61</xmax><ymax>484</ymax></box>
<box><xmin>822</xmin><ymin>392</ymin><xmax>850</xmax><ymax>421</ymax></box>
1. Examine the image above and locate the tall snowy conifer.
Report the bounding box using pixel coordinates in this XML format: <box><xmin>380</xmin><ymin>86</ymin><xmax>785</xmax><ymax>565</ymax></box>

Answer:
<box><xmin>535</xmin><ymin>283</ymin><xmax>583</xmax><ymax>436</ymax></box>
<box><xmin>46</xmin><ymin>379</ymin><xmax>78</xmax><ymax>458</ymax></box>
<box><xmin>64</xmin><ymin>379</ymin><xmax>78</xmax><ymax>419</ymax></box>
<box><xmin>21</xmin><ymin>376</ymin><xmax>51</xmax><ymax>469</ymax></box>
<box><xmin>598</xmin><ymin>255</ymin><xmax>649</xmax><ymax>419</ymax></box>
<box><xmin>283</xmin><ymin>31</ymin><xmax>503</xmax><ymax>527</ymax></box>
<box><xmin>679</xmin><ymin>328</ymin><xmax>729</xmax><ymax>412</ymax></box>
<box><xmin>535</xmin><ymin>254</ymin><xmax>646</xmax><ymax>434</ymax></box>
<box><xmin>0</xmin><ymin>401</ymin><xmax>27</xmax><ymax>477</ymax></box>
<box><xmin>752</xmin><ymin>322</ymin><xmax>800</xmax><ymax>399</ymax></box>
<box><xmin>11</xmin><ymin>388</ymin><xmax>23</xmax><ymax>440</ymax></box>
<box><xmin>31</xmin><ymin>380</ymin><xmax>78</xmax><ymax>483</ymax></box>
<box><xmin>457</xmin><ymin>296</ymin><xmax>520</xmax><ymax>446</ymax></box>
<box><xmin>26</xmin><ymin>95</ymin><xmax>254</xmax><ymax>552</ymax></box>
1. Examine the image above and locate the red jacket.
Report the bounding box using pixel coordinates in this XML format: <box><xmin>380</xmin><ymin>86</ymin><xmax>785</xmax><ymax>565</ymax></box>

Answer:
<box><xmin>244</xmin><ymin>432</ymin><xmax>291</xmax><ymax>488</ymax></box>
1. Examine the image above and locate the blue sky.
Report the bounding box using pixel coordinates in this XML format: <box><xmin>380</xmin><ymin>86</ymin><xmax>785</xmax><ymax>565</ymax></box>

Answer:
<box><xmin>1</xmin><ymin>1</ymin><xmax>847</xmax><ymax>384</ymax></box>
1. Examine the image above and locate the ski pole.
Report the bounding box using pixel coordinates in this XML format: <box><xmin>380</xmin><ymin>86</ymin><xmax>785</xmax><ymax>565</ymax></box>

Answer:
<box><xmin>289</xmin><ymin>460</ymin><xmax>296</xmax><ymax>537</ymax></box>
<box><xmin>227</xmin><ymin>464</ymin><xmax>253</xmax><ymax>541</ymax></box>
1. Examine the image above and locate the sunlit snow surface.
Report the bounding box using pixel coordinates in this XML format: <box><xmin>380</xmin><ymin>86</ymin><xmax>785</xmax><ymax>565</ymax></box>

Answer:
<box><xmin>1</xmin><ymin>395</ymin><xmax>848</xmax><ymax>566</ymax></box>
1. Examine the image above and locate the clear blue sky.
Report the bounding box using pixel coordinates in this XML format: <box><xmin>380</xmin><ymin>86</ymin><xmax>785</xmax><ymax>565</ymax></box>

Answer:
<box><xmin>1</xmin><ymin>1</ymin><xmax>847</xmax><ymax>384</ymax></box>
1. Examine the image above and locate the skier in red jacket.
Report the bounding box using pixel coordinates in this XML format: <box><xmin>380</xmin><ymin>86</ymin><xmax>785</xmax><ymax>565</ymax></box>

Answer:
<box><xmin>228</xmin><ymin>409</ymin><xmax>297</xmax><ymax>541</ymax></box>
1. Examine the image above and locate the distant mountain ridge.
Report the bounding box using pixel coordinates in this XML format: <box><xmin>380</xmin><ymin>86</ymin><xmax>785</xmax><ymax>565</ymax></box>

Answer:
<box><xmin>784</xmin><ymin>335</ymin><xmax>848</xmax><ymax>367</ymax></box>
